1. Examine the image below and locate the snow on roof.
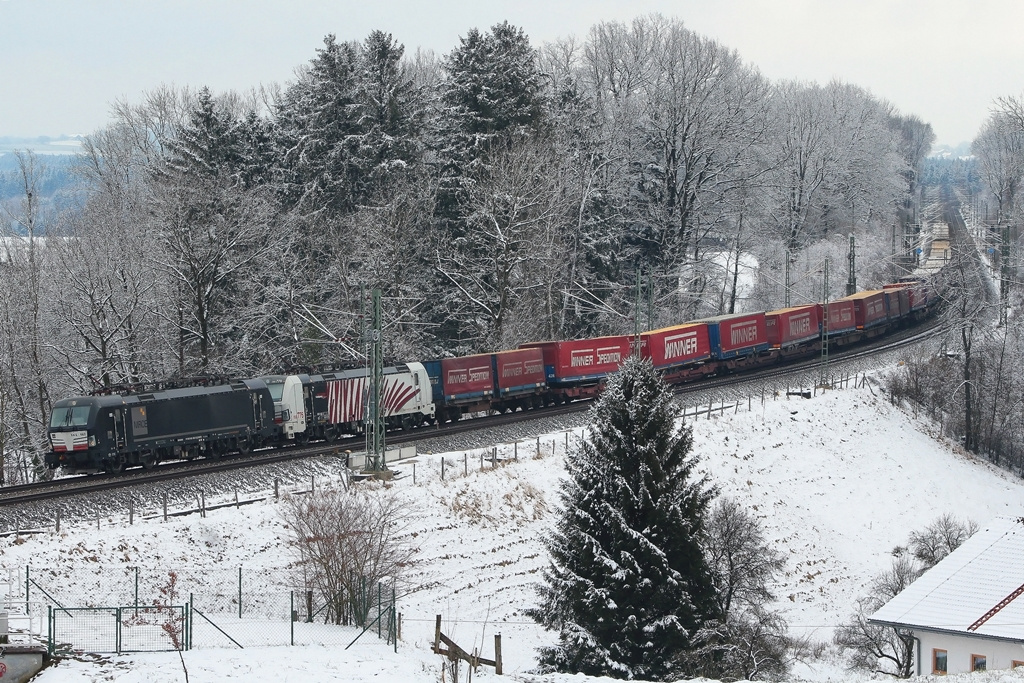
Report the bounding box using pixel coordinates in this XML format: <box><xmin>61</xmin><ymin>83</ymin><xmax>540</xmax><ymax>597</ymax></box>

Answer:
<box><xmin>871</xmin><ymin>516</ymin><xmax>1024</xmax><ymax>641</ymax></box>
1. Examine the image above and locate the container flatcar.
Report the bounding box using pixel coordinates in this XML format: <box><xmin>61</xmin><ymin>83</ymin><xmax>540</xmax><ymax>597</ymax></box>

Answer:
<box><xmin>841</xmin><ymin>290</ymin><xmax>888</xmax><ymax>330</ymax></box>
<box><xmin>765</xmin><ymin>305</ymin><xmax>820</xmax><ymax>349</ymax></box>
<box><xmin>821</xmin><ymin>300</ymin><xmax>858</xmax><ymax>337</ymax></box>
<box><xmin>639</xmin><ymin>323</ymin><xmax>713</xmax><ymax>382</ymax></box>
<box><xmin>694</xmin><ymin>312</ymin><xmax>769</xmax><ymax>363</ymax></box>
<box><xmin>520</xmin><ymin>336</ymin><xmax>632</xmax><ymax>400</ymax></box>
<box><xmin>493</xmin><ymin>348</ymin><xmax>547</xmax><ymax>411</ymax></box>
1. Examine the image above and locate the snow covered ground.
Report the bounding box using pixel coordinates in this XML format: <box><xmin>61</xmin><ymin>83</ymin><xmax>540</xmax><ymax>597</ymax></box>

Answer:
<box><xmin>11</xmin><ymin>371</ymin><xmax>1024</xmax><ymax>682</ymax></box>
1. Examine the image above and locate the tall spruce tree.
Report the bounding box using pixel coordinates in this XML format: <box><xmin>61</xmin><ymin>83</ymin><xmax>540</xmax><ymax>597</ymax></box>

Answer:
<box><xmin>531</xmin><ymin>355</ymin><xmax>719</xmax><ymax>680</ymax></box>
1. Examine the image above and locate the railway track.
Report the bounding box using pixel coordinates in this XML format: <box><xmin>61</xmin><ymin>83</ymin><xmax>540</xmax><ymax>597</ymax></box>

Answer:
<box><xmin>0</xmin><ymin>316</ymin><xmax>944</xmax><ymax>509</ymax></box>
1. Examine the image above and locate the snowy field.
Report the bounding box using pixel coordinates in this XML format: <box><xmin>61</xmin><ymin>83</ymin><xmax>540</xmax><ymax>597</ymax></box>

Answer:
<box><xmin>9</xmin><ymin>371</ymin><xmax>1024</xmax><ymax>683</ymax></box>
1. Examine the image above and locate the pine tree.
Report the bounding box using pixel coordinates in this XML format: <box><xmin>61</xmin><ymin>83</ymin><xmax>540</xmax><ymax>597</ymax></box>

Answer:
<box><xmin>275</xmin><ymin>34</ymin><xmax>363</xmax><ymax>213</ymax></box>
<box><xmin>531</xmin><ymin>355</ymin><xmax>719</xmax><ymax>680</ymax></box>
<box><xmin>163</xmin><ymin>86</ymin><xmax>242</xmax><ymax>181</ymax></box>
<box><xmin>433</xmin><ymin>22</ymin><xmax>547</xmax><ymax>229</ymax></box>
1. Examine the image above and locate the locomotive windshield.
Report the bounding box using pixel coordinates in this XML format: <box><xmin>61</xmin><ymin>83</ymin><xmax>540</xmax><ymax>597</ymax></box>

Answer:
<box><xmin>49</xmin><ymin>405</ymin><xmax>91</xmax><ymax>428</ymax></box>
<box><xmin>263</xmin><ymin>376</ymin><xmax>285</xmax><ymax>401</ymax></box>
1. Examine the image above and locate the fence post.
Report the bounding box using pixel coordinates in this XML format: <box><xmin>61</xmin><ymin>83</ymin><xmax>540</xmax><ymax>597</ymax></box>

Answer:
<box><xmin>290</xmin><ymin>591</ymin><xmax>295</xmax><ymax>646</ymax></box>
<box><xmin>47</xmin><ymin>605</ymin><xmax>52</xmax><ymax>656</ymax></box>
<box><xmin>25</xmin><ymin>565</ymin><xmax>29</xmax><ymax>614</ymax></box>
<box><xmin>479</xmin><ymin>451</ymin><xmax>483</xmax><ymax>471</ymax></box>
<box><xmin>413</xmin><ymin>462</ymin><xmax>416</xmax><ymax>485</ymax></box>
<box><xmin>514</xmin><ymin>442</ymin><xmax>518</xmax><ymax>461</ymax></box>
<box><xmin>441</xmin><ymin>458</ymin><xmax>445</xmax><ymax>480</ymax></box>
<box><xmin>129</xmin><ymin>498</ymin><xmax>134</xmax><ymax>525</ymax></box>
<box><xmin>238</xmin><ymin>567</ymin><xmax>243</xmax><ymax>618</ymax></box>
<box><xmin>536</xmin><ymin>436</ymin><xmax>540</xmax><ymax>457</ymax></box>
<box><xmin>495</xmin><ymin>633</ymin><xmax>503</xmax><ymax>675</ymax></box>
<box><xmin>565</xmin><ymin>432</ymin><xmax>569</xmax><ymax>450</ymax></box>
<box><xmin>116</xmin><ymin>607</ymin><xmax>122</xmax><ymax>654</ymax></box>
<box><xmin>55</xmin><ymin>509</ymin><xmax>60</xmax><ymax>533</ymax></box>
<box><xmin>134</xmin><ymin>566</ymin><xmax>139</xmax><ymax>615</ymax></box>
<box><xmin>377</xmin><ymin>583</ymin><xmax>382</xmax><ymax>639</ymax></box>
<box><xmin>235</xmin><ymin>489</ymin><xmax>239</xmax><ymax>509</ymax></box>
<box><xmin>163</xmin><ymin>495</ymin><xmax>168</xmax><ymax>522</ymax></box>
<box><xmin>274</xmin><ymin>478</ymin><xmax>279</xmax><ymax>499</ymax></box>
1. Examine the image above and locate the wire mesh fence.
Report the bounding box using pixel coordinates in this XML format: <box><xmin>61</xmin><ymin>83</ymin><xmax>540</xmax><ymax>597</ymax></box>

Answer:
<box><xmin>22</xmin><ymin>566</ymin><xmax>397</xmax><ymax>654</ymax></box>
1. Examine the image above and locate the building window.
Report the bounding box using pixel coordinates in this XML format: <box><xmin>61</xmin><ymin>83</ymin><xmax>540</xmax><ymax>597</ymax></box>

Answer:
<box><xmin>971</xmin><ymin>654</ymin><xmax>986</xmax><ymax>672</ymax></box>
<box><xmin>933</xmin><ymin>649</ymin><xmax>947</xmax><ymax>675</ymax></box>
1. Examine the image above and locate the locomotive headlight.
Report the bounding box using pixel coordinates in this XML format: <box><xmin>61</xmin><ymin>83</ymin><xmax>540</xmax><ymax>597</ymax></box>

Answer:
<box><xmin>89</xmin><ymin>435</ymin><xmax>96</xmax><ymax>447</ymax></box>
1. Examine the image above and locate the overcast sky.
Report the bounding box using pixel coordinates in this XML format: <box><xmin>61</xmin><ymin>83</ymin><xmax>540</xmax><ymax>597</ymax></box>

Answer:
<box><xmin>2</xmin><ymin>0</ymin><xmax>1021</xmax><ymax>146</ymax></box>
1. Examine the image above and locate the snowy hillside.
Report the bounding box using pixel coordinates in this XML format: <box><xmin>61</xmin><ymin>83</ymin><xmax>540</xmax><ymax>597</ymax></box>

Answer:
<box><xmin>13</xmin><ymin>373</ymin><xmax>1024</xmax><ymax>683</ymax></box>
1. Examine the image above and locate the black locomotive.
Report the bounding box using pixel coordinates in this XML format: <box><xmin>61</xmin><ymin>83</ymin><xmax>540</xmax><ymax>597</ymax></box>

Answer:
<box><xmin>46</xmin><ymin>380</ymin><xmax>276</xmax><ymax>474</ymax></box>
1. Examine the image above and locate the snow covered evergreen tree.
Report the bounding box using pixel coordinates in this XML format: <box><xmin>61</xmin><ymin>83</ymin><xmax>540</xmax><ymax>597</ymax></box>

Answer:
<box><xmin>531</xmin><ymin>355</ymin><xmax>719</xmax><ymax>680</ymax></box>
<box><xmin>433</xmin><ymin>21</ymin><xmax>546</xmax><ymax>230</ymax></box>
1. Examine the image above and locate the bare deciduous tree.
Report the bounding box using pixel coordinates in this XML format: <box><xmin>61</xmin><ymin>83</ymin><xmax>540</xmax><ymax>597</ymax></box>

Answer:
<box><xmin>685</xmin><ymin>497</ymin><xmax>790</xmax><ymax>681</ymax></box>
<box><xmin>836</xmin><ymin>516</ymin><xmax>977</xmax><ymax>678</ymax></box>
<box><xmin>281</xmin><ymin>483</ymin><xmax>415</xmax><ymax>625</ymax></box>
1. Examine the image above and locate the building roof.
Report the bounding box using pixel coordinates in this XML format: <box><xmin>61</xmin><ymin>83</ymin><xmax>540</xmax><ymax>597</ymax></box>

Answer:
<box><xmin>871</xmin><ymin>517</ymin><xmax>1024</xmax><ymax>641</ymax></box>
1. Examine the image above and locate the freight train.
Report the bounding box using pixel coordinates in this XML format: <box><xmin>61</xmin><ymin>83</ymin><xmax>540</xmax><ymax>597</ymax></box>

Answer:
<box><xmin>44</xmin><ymin>281</ymin><xmax>930</xmax><ymax>475</ymax></box>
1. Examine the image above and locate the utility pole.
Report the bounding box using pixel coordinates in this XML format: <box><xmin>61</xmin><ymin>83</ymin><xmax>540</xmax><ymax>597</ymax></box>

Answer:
<box><xmin>784</xmin><ymin>252</ymin><xmax>792</xmax><ymax>308</ymax></box>
<box><xmin>632</xmin><ymin>269</ymin><xmax>642</xmax><ymax>355</ymax></box>
<box><xmin>365</xmin><ymin>288</ymin><xmax>386</xmax><ymax>473</ymax></box>
<box><xmin>646</xmin><ymin>272</ymin><xmax>654</xmax><ymax>331</ymax></box>
<box><xmin>846</xmin><ymin>233</ymin><xmax>857</xmax><ymax>296</ymax></box>
<box><xmin>1000</xmin><ymin>220</ymin><xmax>1010</xmax><ymax>326</ymax></box>
<box><xmin>820</xmin><ymin>257</ymin><xmax>830</xmax><ymax>388</ymax></box>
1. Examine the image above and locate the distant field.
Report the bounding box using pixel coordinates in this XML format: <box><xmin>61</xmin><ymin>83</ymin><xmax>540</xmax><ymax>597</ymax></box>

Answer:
<box><xmin>0</xmin><ymin>135</ymin><xmax>83</xmax><ymax>158</ymax></box>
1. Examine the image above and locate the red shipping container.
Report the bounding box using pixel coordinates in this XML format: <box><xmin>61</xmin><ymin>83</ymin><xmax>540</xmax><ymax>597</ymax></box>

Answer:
<box><xmin>521</xmin><ymin>336</ymin><xmax>632</xmax><ymax>382</ymax></box>
<box><xmin>820</xmin><ymin>300</ymin><xmax>857</xmax><ymax>335</ymax></box>
<box><xmin>441</xmin><ymin>354</ymin><xmax>495</xmax><ymax>399</ymax></box>
<box><xmin>640</xmin><ymin>323</ymin><xmax>711</xmax><ymax>368</ymax></box>
<box><xmin>842</xmin><ymin>290</ymin><xmax>888</xmax><ymax>329</ymax></box>
<box><xmin>765</xmin><ymin>305</ymin><xmax>820</xmax><ymax>348</ymax></box>
<box><xmin>697</xmin><ymin>312</ymin><xmax>768</xmax><ymax>357</ymax></box>
<box><xmin>493</xmin><ymin>348</ymin><xmax>546</xmax><ymax>394</ymax></box>
<box><xmin>884</xmin><ymin>288</ymin><xmax>910</xmax><ymax>319</ymax></box>
<box><xmin>884</xmin><ymin>283</ymin><xmax>926</xmax><ymax>312</ymax></box>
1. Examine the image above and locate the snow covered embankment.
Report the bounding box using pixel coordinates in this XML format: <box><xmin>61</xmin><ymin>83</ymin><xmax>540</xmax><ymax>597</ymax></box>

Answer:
<box><xmin>17</xmin><ymin>377</ymin><xmax>1024</xmax><ymax>682</ymax></box>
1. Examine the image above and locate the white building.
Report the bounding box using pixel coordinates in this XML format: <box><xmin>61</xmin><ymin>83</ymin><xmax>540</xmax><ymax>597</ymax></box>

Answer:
<box><xmin>871</xmin><ymin>516</ymin><xmax>1024</xmax><ymax>675</ymax></box>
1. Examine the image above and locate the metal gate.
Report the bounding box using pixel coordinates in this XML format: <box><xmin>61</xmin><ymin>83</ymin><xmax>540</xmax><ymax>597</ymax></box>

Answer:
<box><xmin>48</xmin><ymin>605</ymin><xmax>188</xmax><ymax>654</ymax></box>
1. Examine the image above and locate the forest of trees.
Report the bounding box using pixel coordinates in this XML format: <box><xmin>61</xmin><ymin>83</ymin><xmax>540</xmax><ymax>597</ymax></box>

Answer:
<box><xmin>0</xmin><ymin>15</ymin><xmax>934</xmax><ymax>482</ymax></box>
<box><xmin>886</xmin><ymin>94</ymin><xmax>1024</xmax><ymax>476</ymax></box>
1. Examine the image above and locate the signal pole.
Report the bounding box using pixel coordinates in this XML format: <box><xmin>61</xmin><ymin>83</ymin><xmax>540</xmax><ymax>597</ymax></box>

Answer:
<box><xmin>365</xmin><ymin>288</ymin><xmax>386</xmax><ymax>473</ymax></box>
